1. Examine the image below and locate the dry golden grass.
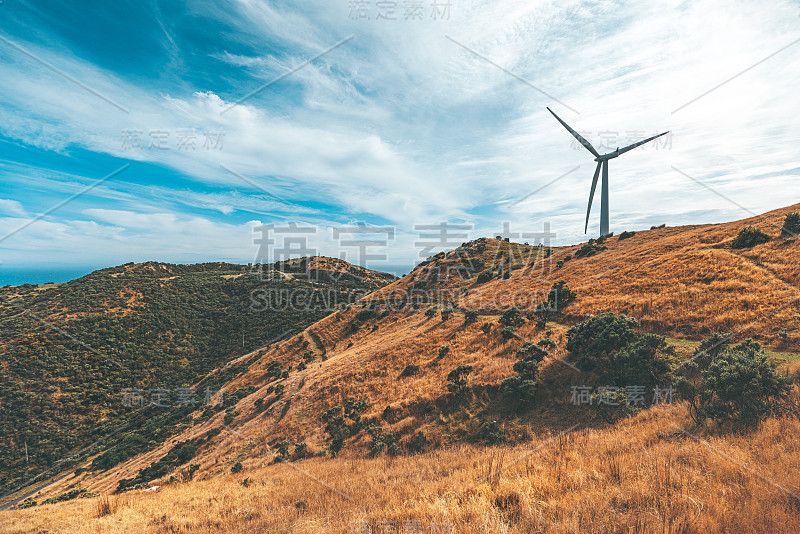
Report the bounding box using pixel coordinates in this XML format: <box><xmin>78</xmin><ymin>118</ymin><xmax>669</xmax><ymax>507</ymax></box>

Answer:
<box><xmin>4</xmin><ymin>406</ymin><xmax>799</xmax><ymax>533</ymax></box>
<box><xmin>370</xmin><ymin>203</ymin><xmax>800</xmax><ymax>345</ymax></box>
<box><xmin>5</xmin><ymin>205</ymin><xmax>799</xmax><ymax>529</ymax></box>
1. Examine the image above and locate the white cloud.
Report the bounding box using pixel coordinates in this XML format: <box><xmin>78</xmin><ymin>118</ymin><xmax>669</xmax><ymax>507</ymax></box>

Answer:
<box><xmin>0</xmin><ymin>198</ymin><xmax>26</xmax><ymax>216</ymax></box>
<box><xmin>1</xmin><ymin>0</ymin><xmax>799</xmax><ymax>270</ymax></box>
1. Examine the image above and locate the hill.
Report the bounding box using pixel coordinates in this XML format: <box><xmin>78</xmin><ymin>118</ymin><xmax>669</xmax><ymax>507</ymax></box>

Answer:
<box><xmin>1</xmin><ymin>205</ymin><xmax>799</xmax><ymax>532</ymax></box>
<box><xmin>0</xmin><ymin>258</ymin><xmax>396</xmax><ymax>500</ymax></box>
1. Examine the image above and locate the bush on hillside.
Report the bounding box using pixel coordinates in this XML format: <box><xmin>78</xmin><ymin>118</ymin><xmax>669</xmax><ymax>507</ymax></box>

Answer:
<box><xmin>399</xmin><ymin>364</ymin><xmax>419</xmax><ymax>378</ymax></box>
<box><xmin>565</xmin><ymin>314</ymin><xmax>673</xmax><ymax>388</ymax></box>
<box><xmin>501</xmin><ymin>327</ymin><xmax>516</xmax><ymax>340</ymax></box>
<box><xmin>575</xmin><ymin>239</ymin><xmax>607</xmax><ymax>258</ymax></box>
<box><xmin>464</xmin><ymin>309</ymin><xmax>479</xmax><ymax>323</ymax></box>
<box><xmin>499</xmin><ymin>307</ymin><xmax>525</xmax><ymax>327</ymax></box>
<box><xmin>618</xmin><ymin>230</ymin><xmax>636</xmax><ymax>240</ymax></box>
<box><xmin>476</xmin><ymin>271</ymin><xmax>493</xmax><ymax>284</ymax></box>
<box><xmin>730</xmin><ymin>226</ymin><xmax>770</xmax><ymax>249</ymax></box>
<box><xmin>537</xmin><ymin>337</ymin><xmax>556</xmax><ymax>350</ymax></box>
<box><xmin>546</xmin><ymin>280</ymin><xmax>576</xmax><ymax>310</ymax></box>
<box><xmin>356</xmin><ymin>308</ymin><xmax>377</xmax><ymax>321</ymax></box>
<box><xmin>446</xmin><ymin>365</ymin><xmax>473</xmax><ymax>394</ymax></box>
<box><xmin>682</xmin><ymin>332</ymin><xmax>732</xmax><ymax>374</ymax></box>
<box><xmin>477</xmin><ymin>421</ymin><xmax>505</xmax><ymax>445</ymax></box>
<box><xmin>679</xmin><ymin>339</ymin><xmax>791</xmax><ymax>425</ymax></box>
<box><xmin>613</xmin><ymin>334</ymin><xmax>675</xmax><ymax>388</ymax></box>
<box><xmin>781</xmin><ymin>212</ymin><xmax>800</xmax><ymax>237</ymax></box>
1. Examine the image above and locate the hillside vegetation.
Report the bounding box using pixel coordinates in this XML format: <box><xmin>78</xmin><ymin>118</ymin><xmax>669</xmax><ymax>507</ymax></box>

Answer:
<box><xmin>2</xmin><ymin>205</ymin><xmax>800</xmax><ymax>533</ymax></box>
<box><xmin>0</xmin><ymin>258</ymin><xmax>395</xmax><ymax>498</ymax></box>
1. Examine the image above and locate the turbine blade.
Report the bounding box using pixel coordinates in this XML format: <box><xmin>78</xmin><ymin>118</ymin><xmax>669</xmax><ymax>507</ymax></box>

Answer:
<box><xmin>585</xmin><ymin>161</ymin><xmax>602</xmax><ymax>233</ymax></box>
<box><xmin>617</xmin><ymin>131</ymin><xmax>670</xmax><ymax>156</ymax></box>
<box><xmin>547</xmin><ymin>107</ymin><xmax>600</xmax><ymax>158</ymax></box>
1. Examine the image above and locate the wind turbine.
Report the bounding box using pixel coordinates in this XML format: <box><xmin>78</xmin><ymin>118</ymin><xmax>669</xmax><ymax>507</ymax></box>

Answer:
<box><xmin>547</xmin><ymin>107</ymin><xmax>669</xmax><ymax>236</ymax></box>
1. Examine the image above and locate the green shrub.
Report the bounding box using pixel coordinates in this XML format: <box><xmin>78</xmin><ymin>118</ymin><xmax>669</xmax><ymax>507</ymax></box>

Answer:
<box><xmin>438</xmin><ymin>345</ymin><xmax>450</xmax><ymax>357</ymax></box>
<box><xmin>476</xmin><ymin>271</ymin><xmax>493</xmax><ymax>284</ymax></box>
<box><xmin>276</xmin><ymin>440</ymin><xmax>291</xmax><ymax>458</ymax></box>
<box><xmin>424</xmin><ymin>307</ymin><xmax>437</xmax><ymax>318</ymax></box>
<box><xmin>680</xmin><ymin>339</ymin><xmax>791</xmax><ymax>425</ymax></box>
<box><xmin>618</xmin><ymin>230</ymin><xmax>636</xmax><ymax>240</ymax></box>
<box><xmin>231</xmin><ymin>461</ymin><xmax>243</xmax><ymax>474</ymax></box>
<box><xmin>356</xmin><ymin>308</ymin><xmax>377</xmax><ymax>321</ymax></box>
<box><xmin>566</xmin><ymin>313</ymin><xmax>639</xmax><ymax>377</ymax></box>
<box><xmin>499</xmin><ymin>307</ymin><xmax>525</xmax><ymax>327</ymax></box>
<box><xmin>567</xmin><ymin>314</ymin><xmax>675</xmax><ymax>391</ymax></box>
<box><xmin>15</xmin><ymin>499</ymin><xmax>36</xmax><ymax>509</ymax></box>
<box><xmin>481</xmin><ymin>323</ymin><xmax>492</xmax><ymax>334</ymax></box>
<box><xmin>266</xmin><ymin>361</ymin><xmax>283</xmax><ymax>378</ymax></box>
<box><xmin>516</xmin><ymin>340</ymin><xmax>547</xmax><ymax>362</ymax></box>
<box><xmin>782</xmin><ymin>212</ymin><xmax>800</xmax><ymax>237</ymax></box>
<box><xmin>399</xmin><ymin>364</ymin><xmax>420</xmax><ymax>378</ymax></box>
<box><xmin>546</xmin><ymin>280</ymin><xmax>576</xmax><ymax>310</ymax></box>
<box><xmin>42</xmin><ymin>488</ymin><xmax>89</xmax><ymax>505</ymax></box>
<box><xmin>537</xmin><ymin>338</ymin><xmax>556</xmax><ymax>349</ymax></box>
<box><xmin>293</xmin><ymin>442</ymin><xmax>308</xmax><ymax>460</ymax></box>
<box><xmin>613</xmin><ymin>334</ymin><xmax>674</xmax><ymax>388</ymax></box>
<box><xmin>501</xmin><ymin>326</ymin><xmax>516</xmax><ymax>340</ymax></box>
<box><xmin>464</xmin><ymin>310</ymin><xmax>478</xmax><ymax>323</ymax></box>
<box><xmin>223</xmin><ymin>408</ymin><xmax>237</xmax><ymax>425</ymax></box>
<box><xmin>683</xmin><ymin>332</ymin><xmax>732</xmax><ymax>373</ymax></box>
<box><xmin>730</xmin><ymin>226</ymin><xmax>770</xmax><ymax>249</ymax></box>
<box><xmin>297</xmin><ymin>361</ymin><xmax>307</xmax><ymax>371</ymax></box>
<box><xmin>446</xmin><ymin>365</ymin><xmax>473</xmax><ymax>394</ymax></box>
<box><xmin>575</xmin><ymin>238</ymin><xmax>607</xmax><ymax>258</ymax></box>
<box><xmin>478</xmin><ymin>421</ymin><xmax>505</xmax><ymax>444</ymax></box>
<box><xmin>500</xmin><ymin>374</ymin><xmax>538</xmax><ymax>404</ymax></box>
<box><xmin>441</xmin><ymin>308</ymin><xmax>453</xmax><ymax>321</ymax></box>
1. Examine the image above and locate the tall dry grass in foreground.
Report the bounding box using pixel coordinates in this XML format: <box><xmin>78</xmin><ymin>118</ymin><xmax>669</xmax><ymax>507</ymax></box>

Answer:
<box><xmin>3</xmin><ymin>404</ymin><xmax>799</xmax><ymax>534</ymax></box>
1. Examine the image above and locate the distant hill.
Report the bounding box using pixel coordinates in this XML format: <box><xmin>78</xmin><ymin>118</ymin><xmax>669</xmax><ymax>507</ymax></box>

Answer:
<box><xmin>0</xmin><ymin>259</ymin><xmax>396</xmax><ymax>498</ymax></box>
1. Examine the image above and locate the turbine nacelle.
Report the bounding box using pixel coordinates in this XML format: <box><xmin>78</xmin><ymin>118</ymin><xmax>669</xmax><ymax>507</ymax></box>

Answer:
<box><xmin>546</xmin><ymin>107</ymin><xmax>668</xmax><ymax>236</ymax></box>
<box><xmin>594</xmin><ymin>149</ymin><xmax>620</xmax><ymax>162</ymax></box>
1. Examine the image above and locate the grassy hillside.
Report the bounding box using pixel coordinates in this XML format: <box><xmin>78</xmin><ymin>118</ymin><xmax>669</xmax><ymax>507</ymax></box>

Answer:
<box><xmin>5</xmin><ymin>407</ymin><xmax>798</xmax><ymax>533</ymax></box>
<box><xmin>0</xmin><ymin>258</ymin><xmax>395</xmax><ymax>499</ymax></box>
<box><xmin>2</xmin><ymin>206</ymin><xmax>799</xmax><ymax>532</ymax></box>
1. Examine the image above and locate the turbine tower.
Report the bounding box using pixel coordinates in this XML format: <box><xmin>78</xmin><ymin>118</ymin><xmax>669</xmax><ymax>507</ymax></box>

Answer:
<box><xmin>547</xmin><ymin>107</ymin><xmax>669</xmax><ymax>236</ymax></box>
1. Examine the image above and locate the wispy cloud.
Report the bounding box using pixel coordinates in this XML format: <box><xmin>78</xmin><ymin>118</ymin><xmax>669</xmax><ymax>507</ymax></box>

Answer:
<box><xmin>0</xmin><ymin>0</ymin><xmax>798</xmax><ymax>272</ymax></box>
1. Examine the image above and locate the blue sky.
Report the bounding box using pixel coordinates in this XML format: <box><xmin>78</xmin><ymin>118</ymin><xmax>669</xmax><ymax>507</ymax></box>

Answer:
<box><xmin>0</xmin><ymin>0</ymin><xmax>798</xmax><ymax>281</ymax></box>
